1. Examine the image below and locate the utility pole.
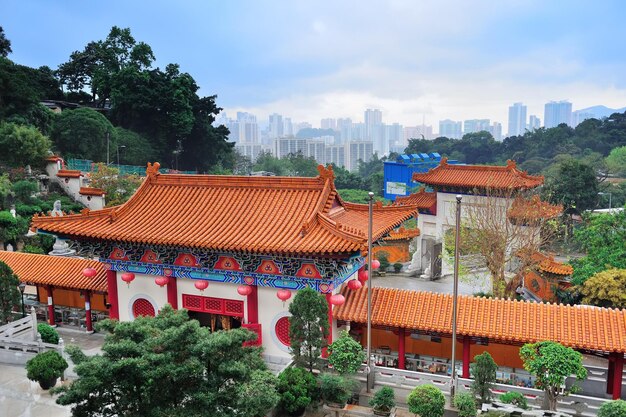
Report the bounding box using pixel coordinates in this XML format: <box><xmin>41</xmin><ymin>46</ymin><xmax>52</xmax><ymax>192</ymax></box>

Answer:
<box><xmin>366</xmin><ymin>191</ymin><xmax>374</xmax><ymax>393</ymax></box>
<box><xmin>450</xmin><ymin>195</ymin><xmax>462</xmax><ymax>404</ymax></box>
<box><xmin>106</xmin><ymin>131</ymin><xmax>110</xmax><ymax>165</ymax></box>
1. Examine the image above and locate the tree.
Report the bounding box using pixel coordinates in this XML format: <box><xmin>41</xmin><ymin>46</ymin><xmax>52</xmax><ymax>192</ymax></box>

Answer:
<box><xmin>328</xmin><ymin>330</ymin><xmax>365</xmax><ymax>374</ymax></box>
<box><xmin>407</xmin><ymin>384</ymin><xmax>445</xmax><ymax>417</ymax></box>
<box><xmin>276</xmin><ymin>366</ymin><xmax>318</xmax><ymax>415</ymax></box>
<box><xmin>520</xmin><ymin>341</ymin><xmax>587</xmax><ymax>411</ymax></box>
<box><xmin>0</xmin><ymin>122</ymin><xmax>51</xmax><ymax>167</ymax></box>
<box><xmin>605</xmin><ymin>146</ymin><xmax>626</xmax><ymax>177</ymax></box>
<box><xmin>578</xmin><ymin>269</ymin><xmax>626</xmax><ymax>308</ymax></box>
<box><xmin>454</xmin><ymin>392</ymin><xmax>478</xmax><ymax>417</ymax></box>
<box><xmin>55</xmin><ymin>305</ymin><xmax>279</xmax><ymax>417</ymax></box>
<box><xmin>470</xmin><ymin>351</ymin><xmax>498</xmax><ymax>405</ymax></box>
<box><xmin>89</xmin><ymin>163</ymin><xmax>143</xmax><ymax>206</ymax></box>
<box><xmin>0</xmin><ymin>211</ymin><xmax>29</xmax><ymax>248</ymax></box>
<box><xmin>0</xmin><ymin>26</ymin><xmax>11</xmax><ymax>57</ymax></box>
<box><xmin>288</xmin><ymin>286</ymin><xmax>329</xmax><ymax>372</ymax></box>
<box><xmin>114</xmin><ymin>126</ymin><xmax>157</xmax><ymax>166</ymax></box>
<box><xmin>0</xmin><ymin>260</ymin><xmax>19</xmax><ymax>323</ymax></box>
<box><xmin>543</xmin><ymin>160</ymin><xmax>599</xmax><ymax>214</ymax></box>
<box><xmin>51</xmin><ymin>107</ymin><xmax>115</xmax><ymax>161</ymax></box>
<box><xmin>598</xmin><ymin>399</ymin><xmax>626</xmax><ymax>417</ymax></box>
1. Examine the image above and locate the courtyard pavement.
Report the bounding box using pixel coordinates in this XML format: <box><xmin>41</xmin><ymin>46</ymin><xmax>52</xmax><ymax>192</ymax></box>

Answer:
<box><xmin>372</xmin><ymin>270</ymin><xmax>492</xmax><ymax>295</ymax></box>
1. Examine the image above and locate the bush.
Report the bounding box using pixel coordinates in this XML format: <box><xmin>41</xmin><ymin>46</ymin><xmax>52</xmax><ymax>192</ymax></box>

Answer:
<box><xmin>393</xmin><ymin>262</ymin><xmax>403</xmax><ymax>273</ymax></box>
<box><xmin>407</xmin><ymin>384</ymin><xmax>445</xmax><ymax>417</ymax></box>
<box><xmin>500</xmin><ymin>391</ymin><xmax>528</xmax><ymax>409</ymax></box>
<box><xmin>37</xmin><ymin>323</ymin><xmax>59</xmax><ymax>344</ymax></box>
<box><xmin>15</xmin><ymin>204</ymin><xmax>43</xmax><ymax>216</ymax></box>
<box><xmin>277</xmin><ymin>366</ymin><xmax>318</xmax><ymax>415</ymax></box>
<box><xmin>12</xmin><ymin>180</ymin><xmax>38</xmax><ymax>203</ymax></box>
<box><xmin>319</xmin><ymin>372</ymin><xmax>351</xmax><ymax>406</ymax></box>
<box><xmin>376</xmin><ymin>251</ymin><xmax>390</xmax><ymax>271</ymax></box>
<box><xmin>471</xmin><ymin>351</ymin><xmax>497</xmax><ymax>404</ymax></box>
<box><xmin>25</xmin><ymin>350</ymin><xmax>68</xmax><ymax>388</ymax></box>
<box><xmin>454</xmin><ymin>392</ymin><xmax>477</xmax><ymax>417</ymax></box>
<box><xmin>23</xmin><ymin>244</ymin><xmax>45</xmax><ymax>254</ymax></box>
<box><xmin>599</xmin><ymin>399</ymin><xmax>626</xmax><ymax>417</ymax></box>
<box><xmin>328</xmin><ymin>330</ymin><xmax>365</xmax><ymax>374</ymax></box>
<box><xmin>369</xmin><ymin>386</ymin><xmax>395</xmax><ymax>413</ymax></box>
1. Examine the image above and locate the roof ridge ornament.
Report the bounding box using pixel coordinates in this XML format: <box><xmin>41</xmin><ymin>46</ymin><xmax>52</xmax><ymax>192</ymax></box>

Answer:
<box><xmin>506</xmin><ymin>159</ymin><xmax>517</xmax><ymax>169</ymax></box>
<box><xmin>440</xmin><ymin>157</ymin><xmax>448</xmax><ymax>166</ymax></box>
<box><xmin>146</xmin><ymin>162</ymin><xmax>161</xmax><ymax>178</ymax></box>
<box><xmin>317</xmin><ymin>164</ymin><xmax>335</xmax><ymax>182</ymax></box>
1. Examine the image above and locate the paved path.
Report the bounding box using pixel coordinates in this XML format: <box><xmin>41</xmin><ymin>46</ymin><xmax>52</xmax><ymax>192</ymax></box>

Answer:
<box><xmin>372</xmin><ymin>271</ymin><xmax>492</xmax><ymax>295</ymax></box>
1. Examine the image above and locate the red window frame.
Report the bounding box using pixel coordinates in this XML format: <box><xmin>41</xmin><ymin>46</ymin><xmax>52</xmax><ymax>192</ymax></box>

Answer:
<box><xmin>182</xmin><ymin>294</ymin><xmax>244</xmax><ymax>318</ymax></box>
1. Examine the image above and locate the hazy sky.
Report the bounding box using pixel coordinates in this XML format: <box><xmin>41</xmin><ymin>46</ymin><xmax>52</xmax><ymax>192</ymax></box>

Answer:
<box><xmin>4</xmin><ymin>0</ymin><xmax>626</xmax><ymax>129</ymax></box>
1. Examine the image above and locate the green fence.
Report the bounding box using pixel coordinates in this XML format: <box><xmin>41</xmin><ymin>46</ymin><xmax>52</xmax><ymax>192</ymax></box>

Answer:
<box><xmin>66</xmin><ymin>159</ymin><xmax>196</xmax><ymax>175</ymax></box>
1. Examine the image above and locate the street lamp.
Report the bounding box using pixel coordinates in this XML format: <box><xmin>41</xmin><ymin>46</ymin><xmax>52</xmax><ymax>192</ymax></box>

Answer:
<box><xmin>117</xmin><ymin>145</ymin><xmax>126</xmax><ymax>168</ymax></box>
<box><xmin>366</xmin><ymin>191</ymin><xmax>374</xmax><ymax>393</ymax></box>
<box><xmin>450</xmin><ymin>195</ymin><xmax>462</xmax><ymax>404</ymax></box>
<box><xmin>18</xmin><ymin>282</ymin><xmax>26</xmax><ymax>318</ymax></box>
<box><xmin>598</xmin><ymin>192</ymin><xmax>612</xmax><ymax>210</ymax></box>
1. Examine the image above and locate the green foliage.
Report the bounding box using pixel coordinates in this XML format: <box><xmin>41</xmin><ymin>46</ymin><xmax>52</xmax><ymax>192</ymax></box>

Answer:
<box><xmin>598</xmin><ymin>399</ymin><xmax>626</xmax><ymax>417</ymax></box>
<box><xmin>51</xmin><ymin>107</ymin><xmax>114</xmax><ymax>161</ymax></box>
<box><xmin>0</xmin><ymin>260</ymin><xmax>19</xmax><ymax>323</ymax></box>
<box><xmin>0</xmin><ymin>210</ymin><xmax>29</xmax><ymax>245</ymax></box>
<box><xmin>605</xmin><ymin>146</ymin><xmax>626</xmax><ymax>176</ymax></box>
<box><xmin>0</xmin><ymin>122</ymin><xmax>52</xmax><ymax>167</ymax></box>
<box><xmin>471</xmin><ymin>351</ymin><xmax>498</xmax><ymax>404</ymax></box>
<box><xmin>22</xmin><ymin>244</ymin><xmax>45</xmax><ymax>254</ymax></box>
<box><xmin>0</xmin><ymin>174</ymin><xmax>12</xmax><ymax>209</ymax></box>
<box><xmin>64</xmin><ymin>344</ymin><xmax>88</xmax><ymax>365</ymax></box>
<box><xmin>543</xmin><ymin>159</ymin><xmax>599</xmax><ymax>213</ymax></box>
<box><xmin>11</xmin><ymin>180</ymin><xmax>38</xmax><ymax>202</ymax></box>
<box><xmin>319</xmin><ymin>372</ymin><xmax>352</xmax><ymax>406</ymax></box>
<box><xmin>579</xmin><ymin>269</ymin><xmax>626</xmax><ymax>308</ymax></box>
<box><xmin>0</xmin><ymin>26</ymin><xmax>11</xmax><ymax>57</ymax></box>
<box><xmin>252</xmin><ymin>151</ymin><xmax>318</xmax><ymax>177</ymax></box>
<box><xmin>520</xmin><ymin>341</ymin><xmax>587</xmax><ymax>411</ymax></box>
<box><xmin>337</xmin><ymin>189</ymin><xmax>374</xmax><ymax>203</ymax></box>
<box><xmin>369</xmin><ymin>386</ymin><xmax>395</xmax><ymax>412</ymax></box>
<box><xmin>328</xmin><ymin>330</ymin><xmax>365</xmax><ymax>374</ymax></box>
<box><xmin>376</xmin><ymin>251</ymin><xmax>390</xmax><ymax>271</ymax></box>
<box><xmin>113</xmin><ymin>126</ymin><xmax>157</xmax><ymax>165</ymax></box>
<box><xmin>288</xmin><ymin>287</ymin><xmax>329</xmax><ymax>372</ymax></box>
<box><xmin>277</xmin><ymin>366</ymin><xmax>318</xmax><ymax>415</ymax></box>
<box><xmin>237</xmin><ymin>370</ymin><xmax>281</xmax><ymax>417</ymax></box>
<box><xmin>454</xmin><ymin>392</ymin><xmax>478</xmax><ymax>417</ymax></box>
<box><xmin>26</xmin><ymin>351</ymin><xmax>68</xmax><ymax>385</ymax></box>
<box><xmin>407</xmin><ymin>384</ymin><xmax>445</xmax><ymax>417</ymax></box>
<box><xmin>393</xmin><ymin>262</ymin><xmax>403</xmax><ymax>273</ymax></box>
<box><xmin>89</xmin><ymin>163</ymin><xmax>143</xmax><ymax>206</ymax></box>
<box><xmin>38</xmin><ymin>323</ymin><xmax>60</xmax><ymax>344</ymax></box>
<box><xmin>500</xmin><ymin>391</ymin><xmax>528</xmax><ymax>409</ymax></box>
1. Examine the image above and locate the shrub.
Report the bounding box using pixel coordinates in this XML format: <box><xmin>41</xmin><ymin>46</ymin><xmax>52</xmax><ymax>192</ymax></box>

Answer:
<box><xmin>376</xmin><ymin>251</ymin><xmax>390</xmax><ymax>271</ymax></box>
<box><xmin>12</xmin><ymin>180</ymin><xmax>38</xmax><ymax>203</ymax></box>
<box><xmin>26</xmin><ymin>350</ymin><xmax>68</xmax><ymax>388</ymax></box>
<box><xmin>393</xmin><ymin>262</ymin><xmax>403</xmax><ymax>273</ymax></box>
<box><xmin>277</xmin><ymin>366</ymin><xmax>318</xmax><ymax>415</ymax></box>
<box><xmin>454</xmin><ymin>392</ymin><xmax>477</xmax><ymax>417</ymax></box>
<box><xmin>407</xmin><ymin>384</ymin><xmax>445</xmax><ymax>417</ymax></box>
<box><xmin>369</xmin><ymin>386</ymin><xmax>395</xmax><ymax>413</ymax></box>
<box><xmin>471</xmin><ymin>351</ymin><xmax>497</xmax><ymax>404</ymax></box>
<box><xmin>319</xmin><ymin>372</ymin><xmax>351</xmax><ymax>406</ymax></box>
<box><xmin>23</xmin><ymin>244</ymin><xmax>45</xmax><ymax>254</ymax></box>
<box><xmin>328</xmin><ymin>330</ymin><xmax>365</xmax><ymax>374</ymax></box>
<box><xmin>500</xmin><ymin>391</ymin><xmax>528</xmax><ymax>409</ymax></box>
<box><xmin>37</xmin><ymin>323</ymin><xmax>59</xmax><ymax>344</ymax></box>
<box><xmin>65</xmin><ymin>344</ymin><xmax>88</xmax><ymax>365</ymax></box>
<box><xmin>599</xmin><ymin>399</ymin><xmax>626</xmax><ymax>417</ymax></box>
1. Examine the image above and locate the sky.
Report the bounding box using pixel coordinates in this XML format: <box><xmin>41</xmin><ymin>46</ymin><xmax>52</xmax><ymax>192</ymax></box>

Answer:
<box><xmin>4</xmin><ymin>0</ymin><xmax>626</xmax><ymax>131</ymax></box>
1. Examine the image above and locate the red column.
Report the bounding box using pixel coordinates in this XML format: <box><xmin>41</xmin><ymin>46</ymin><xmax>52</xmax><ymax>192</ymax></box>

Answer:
<box><xmin>462</xmin><ymin>337</ymin><xmax>471</xmax><ymax>378</ymax></box>
<box><xmin>398</xmin><ymin>328</ymin><xmax>406</xmax><ymax>370</ymax></box>
<box><xmin>608</xmin><ymin>357</ymin><xmax>615</xmax><ymax>395</ymax></box>
<box><xmin>247</xmin><ymin>285</ymin><xmax>258</xmax><ymax>324</ymax></box>
<box><xmin>84</xmin><ymin>291</ymin><xmax>93</xmax><ymax>332</ymax></box>
<box><xmin>46</xmin><ymin>285</ymin><xmax>55</xmax><ymax>326</ymax></box>
<box><xmin>613</xmin><ymin>352</ymin><xmax>624</xmax><ymax>400</ymax></box>
<box><xmin>105</xmin><ymin>270</ymin><xmax>119</xmax><ymax>320</ymax></box>
<box><xmin>167</xmin><ymin>277</ymin><xmax>178</xmax><ymax>309</ymax></box>
<box><xmin>322</xmin><ymin>293</ymin><xmax>333</xmax><ymax>358</ymax></box>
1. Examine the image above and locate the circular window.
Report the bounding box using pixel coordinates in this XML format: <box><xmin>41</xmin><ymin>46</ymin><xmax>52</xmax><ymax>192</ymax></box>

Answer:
<box><xmin>132</xmin><ymin>298</ymin><xmax>156</xmax><ymax>317</ymax></box>
<box><xmin>275</xmin><ymin>316</ymin><xmax>291</xmax><ymax>346</ymax></box>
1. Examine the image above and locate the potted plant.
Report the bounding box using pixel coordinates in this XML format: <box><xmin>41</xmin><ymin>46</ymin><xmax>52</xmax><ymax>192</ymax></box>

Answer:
<box><xmin>369</xmin><ymin>386</ymin><xmax>395</xmax><ymax>416</ymax></box>
<box><xmin>407</xmin><ymin>384</ymin><xmax>445</xmax><ymax>417</ymax></box>
<box><xmin>26</xmin><ymin>350</ymin><xmax>68</xmax><ymax>390</ymax></box>
<box><xmin>277</xmin><ymin>366</ymin><xmax>318</xmax><ymax>416</ymax></box>
<box><xmin>319</xmin><ymin>372</ymin><xmax>351</xmax><ymax>408</ymax></box>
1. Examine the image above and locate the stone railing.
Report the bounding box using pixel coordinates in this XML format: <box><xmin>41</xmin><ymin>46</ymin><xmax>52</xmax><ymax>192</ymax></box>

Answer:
<box><xmin>0</xmin><ymin>308</ymin><xmax>63</xmax><ymax>365</ymax></box>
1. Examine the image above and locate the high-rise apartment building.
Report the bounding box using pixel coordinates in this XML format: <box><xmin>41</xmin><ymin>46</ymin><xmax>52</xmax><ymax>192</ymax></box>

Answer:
<box><xmin>438</xmin><ymin>119</ymin><xmax>462</xmax><ymax>139</ymax></box>
<box><xmin>306</xmin><ymin>141</ymin><xmax>326</xmax><ymax>164</ymax></box>
<box><xmin>274</xmin><ymin>137</ymin><xmax>306</xmax><ymax>158</ymax></box>
<box><xmin>364</xmin><ymin>109</ymin><xmax>384</xmax><ymax>155</ymax></box>
<box><xmin>346</xmin><ymin>141</ymin><xmax>373</xmax><ymax>172</ymax></box>
<box><xmin>404</xmin><ymin>125</ymin><xmax>434</xmax><ymax>142</ymax></box>
<box><xmin>572</xmin><ymin>111</ymin><xmax>595</xmax><ymax>127</ymax></box>
<box><xmin>489</xmin><ymin>122</ymin><xmax>503</xmax><ymax>141</ymax></box>
<box><xmin>321</xmin><ymin>118</ymin><xmax>337</xmax><ymax>130</ymax></box>
<box><xmin>326</xmin><ymin>145</ymin><xmax>345</xmax><ymax>167</ymax></box>
<box><xmin>528</xmin><ymin>115</ymin><xmax>541</xmax><ymax>130</ymax></box>
<box><xmin>463</xmin><ymin>119</ymin><xmax>491</xmax><ymax>135</ymax></box>
<box><xmin>283</xmin><ymin>117</ymin><xmax>293</xmax><ymax>136</ymax></box>
<box><xmin>544</xmin><ymin>101</ymin><xmax>572</xmax><ymax>128</ymax></box>
<box><xmin>508</xmin><ymin>102</ymin><xmax>527</xmax><ymax>137</ymax></box>
<box><xmin>269</xmin><ymin>113</ymin><xmax>284</xmax><ymax>139</ymax></box>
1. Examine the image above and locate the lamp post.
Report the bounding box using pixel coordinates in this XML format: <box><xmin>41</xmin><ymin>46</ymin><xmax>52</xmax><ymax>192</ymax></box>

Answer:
<box><xmin>106</xmin><ymin>131</ymin><xmax>110</xmax><ymax>166</ymax></box>
<box><xmin>598</xmin><ymin>192</ymin><xmax>612</xmax><ymax>210</ymax></box>
<box><xmin>116</xmin><ymin>145</ymin><xmax>126</xmax><ymax>168</ymax></box>
<box><xmin>366</xmin><ymin>191</ymin><xmax>374</xmax><ymax>393</ymax></box>
<box><xmin>450</xmin><ymin>195</ymin><xmax>462</xmax><ymax>404</ymax></box>
<box><xmin>18</xmin><ymin>282</ymin><xmax>26</xmax><ymax>318</ymax></box>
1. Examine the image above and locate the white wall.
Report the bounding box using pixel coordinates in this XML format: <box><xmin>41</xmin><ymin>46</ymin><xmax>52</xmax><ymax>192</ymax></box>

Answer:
<box><xmin>117</xmin><ymin>272</ymin><xmax>168</xmax><ymax>321</ymax></box>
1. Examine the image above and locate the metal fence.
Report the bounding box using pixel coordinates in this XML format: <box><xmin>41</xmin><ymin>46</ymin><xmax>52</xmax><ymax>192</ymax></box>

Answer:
<box><xmin>66</xmin><ymin>159</ymin><xmax>196</xmax><ymax>175</ymax></box>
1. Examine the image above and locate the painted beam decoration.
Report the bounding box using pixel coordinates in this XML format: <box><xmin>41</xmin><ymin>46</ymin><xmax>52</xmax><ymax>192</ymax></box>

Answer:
<box><xmin>76</xmin><ymin>241</ymin><xmax>364</xmax><ymax>293</ymax></box>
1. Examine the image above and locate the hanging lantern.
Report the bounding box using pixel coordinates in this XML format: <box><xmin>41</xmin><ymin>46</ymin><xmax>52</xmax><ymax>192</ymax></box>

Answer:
<box><xmin>237</xmin><ymin>285</ymin><xmax>253</xmax><ymax>296</ymax></box>
<box><xmin>358</xmin><ymin>269</ymin><xmax>368</xmax><ymax>283</ymax></box>
<box><xmin>121</xmin><ymin>272</ymin><xmax>135</xmax><ymax>287</ymax></box>
<box><xmin>194</xmin><ymin>280</ymin><xmax>209</xmax><ymax>292</ymax></box>
<box><xmin>347</xmin><ymin>279</ymin><xmax>362</xmax><ymax>290</ymax></box>
<box><xmin>276</xmin><ymin>289</ymin><xmax>292</xmax><ymax>302</ymax></box>
<box><xmin>329</xmin><ymin>294</ymin><xmax>345</xmax><ymax>306</ymax></box>
<box><xmin>82</xmin><ymin>267</ymin><xmax>97</xmax><ymax>278</ymax></box>
<box><xmin>371</xmin><ymin>259</ymin><xmax>381</xmax><ymax>270</ymax></box>
<box><xmin>155</xmin><ymin>276</ymin><xmax>169</xmax><ymax>287</ymax></box>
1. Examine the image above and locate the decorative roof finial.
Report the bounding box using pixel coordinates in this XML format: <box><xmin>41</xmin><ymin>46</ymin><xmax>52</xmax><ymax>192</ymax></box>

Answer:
<box><xmin>440</xmin><ymin>157</ymin><xmax>448</xmax><ymax>166</ymax></box>
<box><xmin>146</xmin><ymin>162</ymin><xmax>161</xmax><ymax>178</ymax></box>
<box><xmin>317</xmin><ymin>164</ymin><xmax>335</xmax><ymax>181</ymax></box>
<box><xmin>506</xmin><ymin>159</ymin><xmax>517</xmax><ymax>169</ymax></box>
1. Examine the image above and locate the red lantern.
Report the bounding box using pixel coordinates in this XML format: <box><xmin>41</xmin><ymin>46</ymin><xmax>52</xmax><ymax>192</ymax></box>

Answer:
<box><xmin>155</xmin><ymin>276</ymin><xmax>169</xmax><ymax>287</ymax></box>
<box><xmin>329</xmin><ymin>294</ymin><xmax>345</xmax><ymax>306</ymax></box>
<box><xmin>194</xmin><ymin>280</ymin><xmax>209</xmax><ymax>292</ymax></box>
<box><xmin>347</xmin><ymin>279</ymin><xmax>362</xmax><ymax>290</ymax></box>
<box><xmin>121</xmin><ymin>272</ymin><xmax>135</xmax><ymax>287</ymax></box>
<box><xmin>237</xmin><ymin>285</ymin><xmax>253</xmax><ymax>296</ymax></box>
<box><xmin>358</xmin><ymin>269</ymin><xmax>368</xmax><ymax>283</ymax></box>
<box><xmin>276</xmin><ymin>289</ymin><xmax>292</xmax><ymax>302</ymax></box>
<box><xmin>82</xmin><ymin>267</ymin><xmax>97</xmax><ymax>278</ymax></box>
<box><xmin>371</xmin><ymin>259</ymin><xmax>381</xmax><ymax>270</ymax></box>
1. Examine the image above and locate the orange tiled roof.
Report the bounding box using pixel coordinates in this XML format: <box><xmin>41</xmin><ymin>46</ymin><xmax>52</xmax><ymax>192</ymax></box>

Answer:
<box><xmin>531</xmin><ymin>252</ymin><xmax>573</xmax><ymax>275</ymax></box>
<box><xmin>45</xmin><ymin>156</ymin><xmax>63</xmax><ymax>162</ymax></box>
<box><xmin>79</xmin><ymin>187</ymin><xmax>105</xmax><ymax>196</ymax></box>
<box><xmin>335</xmin><ymin>287</ymin><xmax>626</xmax><ymax>353</ymax></box>
<box><xmin>0</xmin><ymin>251</ymin><xmax>107</xmax><ymax>292</ymax></box>
<box><xmin>383</xmin><ymin>226</ymin><xmax>420</xmax><ymax>241</ymax></box>
<box><xmin>412</xmin><ymin>159</ymin><xmax>544</xmax><ymax>190</ymax></box>
<box><xmin>392</xmin><ymin>188</ymin><xmax>437</xmax><ymax>210</ymax></box>
<box><xmin>56</xmin><ymin>169</ymin><xmax>82</xmax><ymax>178</ymax></box>
<box><xmin>32</xmin><ymin>164</ymin><xmax>418</xmax><ymax>255</ymax></box>
<box><xmin>508</xmin><ymin>195</ymin><xmax>562</xmax><ymax>221</ymax></box>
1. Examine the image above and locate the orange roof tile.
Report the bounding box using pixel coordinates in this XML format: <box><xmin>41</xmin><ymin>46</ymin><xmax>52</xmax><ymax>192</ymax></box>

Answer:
<box><xmin>32</xmin><ymin>164</ymin><xmax>418</xmax><ymax>255</ymax></box>
<box><xmin>79</xmin><ymin>187</ymin><xmax>106</xmax><ymax>196</ymax></box>
<box><xmin>334</xmin><ymin>287</ymin><xmax>626</xmax><ymax>353</ymax></box>
<box><xmin>0</xmin><ymin>251</ymin><xmax>107</xmax><ymax>292</ymax></box>
<box><xmin>531</xmin><ymin>252</ymin><xmax>573</xmax><ymax>275</ymax></box>
<box><xmin>412</xmin><ymin>159</ymin><xmax>544</xmax><ymax>190</ymax></box>
<box><xmin>45</xmin><ymin>156</ymin><xmax>63</xmax><ymax>162</ymax></box>
<box><xmin>508</xmin><ymin>195</ymin><xmax>562</xmax><ymax>221</ymax></box>
<box><xmin>383</xmin><ymin>226</ymin><xmax>420</xmax><ymax>241</ymax></box>
<box><xmin>56</xmin><ymin>169</ymin><xmax>82</xmax><ymax>178</ymax></box>
<box><xmin>392</xmin><ymin>188</ymin><xmax>437</xmax><ymax>211</ymax></box>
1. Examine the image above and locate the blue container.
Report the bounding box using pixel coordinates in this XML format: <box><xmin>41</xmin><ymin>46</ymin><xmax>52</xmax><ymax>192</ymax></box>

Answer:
<box><xmin>383</xmin><ymin>153</ymin><xmax>456</xmax><ymax>200</ymax></box>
